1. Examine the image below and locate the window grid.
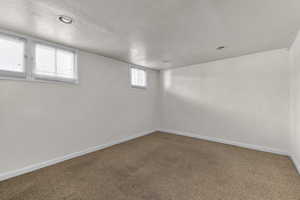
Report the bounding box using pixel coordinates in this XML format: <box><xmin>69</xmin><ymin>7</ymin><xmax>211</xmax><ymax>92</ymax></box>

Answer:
<box><xmin>0</xmin><ymin>33</ymin><xmax>26</xmax><ymax>76</ymax></box>
<box><xmin>34</xmin><ymin>44</ymin><xmax>76</xmax><ymax>81</ymax></box>
<box><xmin>0</xmin><ymin>29</ymin><xmax>78</xmax><ymax>84</ymax></box>
<box><xmin>131</xmin><ymin>67</ymin><xmax>147</xmax><ymax>88</ymax></box>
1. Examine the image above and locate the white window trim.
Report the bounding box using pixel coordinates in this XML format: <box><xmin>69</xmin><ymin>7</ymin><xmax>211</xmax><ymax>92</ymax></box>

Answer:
<box><xmin>130</xmin><ymin>66</ymin><xmax>147</xmax><ymax>89</ymax></box>
<box><xmin>32</xmin><ymin>41</ymin><xmax>78</xmax><ymax>84</ymax></box>
<box><xmin>0</xmin><ymin>32</ymin><xmax>27</xmax><ymax>78</ymax></box>
<box><xmin>0</xmin><ymin>28</ymin><xmax>79</xmax><ymax>84</ymax></box>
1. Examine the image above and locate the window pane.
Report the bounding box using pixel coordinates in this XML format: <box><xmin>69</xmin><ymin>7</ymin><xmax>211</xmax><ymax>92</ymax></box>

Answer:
<box><xmin>35</xmin><ymin>44</ymin><xmax>55</xmax><ymax>75</ymax></box>
<box><xmin>140</xmin><ymin>70</ymin><xmax>146</xmax><ymax>86</ymax></box>
<box><xmin>0</xmin><ymin>35</ymin><xmax>24</xmax><ymax>72</ymax></box>
<box><xmin>35</xmin><ymin>44</ymin><xmax>76</xmax><ymax>80</ymax></box>
<box><xmin>131</xmin><ymin>68</ymin><xmax>137</xmax><ymax>85</ymax></box>
<box><xmin>57</xmin><ymin>49</ymin><xmax>75</xmax><ymax>78</ymax></box>
<box><xmin>131</xmin><ymin>68</ymin><xmax>146</xmax><ymax>87</ymax></box>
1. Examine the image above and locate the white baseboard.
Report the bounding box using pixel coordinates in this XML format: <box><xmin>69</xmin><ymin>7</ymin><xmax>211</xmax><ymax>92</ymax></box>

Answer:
<box><xmin>291</xmin><ymin>155</ymin><xmax>300</xmax><ymax>175</ymax></box>
<box><xmin>1</xmin><ymin>129</ymin><xmax>296</xmax><ymax>182</ymax></box>
<box><xmin>158</xmin><ymin>129</ymin><xmax>289</xmax><ymax>156</ymax></box>
<box><xmin>0</xmin><ymin>130</ymin><xmax>154</xmax><ymax>182</ymax></box>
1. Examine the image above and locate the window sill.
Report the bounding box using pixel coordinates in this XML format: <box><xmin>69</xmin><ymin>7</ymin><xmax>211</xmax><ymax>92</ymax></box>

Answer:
<box><xmin>0</xmin><ymin>75</ymin><xmax>79</xmax><ymax>85</ymax></box>
<box><xmin>131</xmin><ymin>85</ymin><xmax>147</xmax><ymax>89</ymax></box>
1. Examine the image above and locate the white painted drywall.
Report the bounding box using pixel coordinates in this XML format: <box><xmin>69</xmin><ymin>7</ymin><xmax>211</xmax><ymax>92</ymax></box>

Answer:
<box><xmin>289</xmin><ymin>32</ymin><xmax>300</xmax><ymax>172</ymax></box>
<box><xmin>160</xmin><ymin>49</ymin><xmax>290</xmax><ymax>153</ymax></box>
<box><xmin>0</xmin><ymin>51</ymin><xmax>159</xmax><ymax>174</ymax></box>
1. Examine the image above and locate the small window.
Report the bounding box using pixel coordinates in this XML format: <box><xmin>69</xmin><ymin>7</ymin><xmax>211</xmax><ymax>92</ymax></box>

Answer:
<box><xmin>0</xmin><ymin>33</ymin><xmax>25</xmax><ymax>77</ymax></box>
<box><xmin>131</xmin><ymin>67</ymin><xmax>147</xmax><ymax>88</ymax></box>
<box><xmin>34</xmin><ymin>43</ymin><xmax>77</xmax><ymax>82</ymax></box>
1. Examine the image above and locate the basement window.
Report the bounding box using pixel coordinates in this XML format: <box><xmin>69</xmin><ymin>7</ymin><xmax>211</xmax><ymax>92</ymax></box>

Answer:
<box><xmin>130</xmin><ymin>67</ymin><xmax>147</xmax><ymax>88</ymax></box>
<box><xmin>0</xmin><ymin>30</ymin><xmax>78</xmax><ymax>84</ymax></box>
<box><xmin>34</xmin><ymin>43</ymin><xmax>77</xmax><ymax>83</ymax></box>
<box><xmin>0</xmin><ymin>33</ymin><xmax>26</xmax><ymax>78</ymax></box>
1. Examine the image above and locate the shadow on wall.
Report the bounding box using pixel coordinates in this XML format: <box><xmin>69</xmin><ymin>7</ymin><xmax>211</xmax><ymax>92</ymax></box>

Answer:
<box><xmin>161</xmin><ymin>63</ymin><xmax>289</xmax><ymax>151</ymax></box>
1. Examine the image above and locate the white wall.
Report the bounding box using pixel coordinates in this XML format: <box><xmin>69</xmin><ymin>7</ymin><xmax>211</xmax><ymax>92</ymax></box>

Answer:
<box><xmin>289</xmin><ymin>32</ymin><xmax>300</xmax><ymax>172</ymax></box>
<box><xmin>1</xmin><ymin>43</ymin><xmax>298</xmax><ymax>178</ymax></box>
<box><xmin>0</xmin><ymin>51</ymin><xmax>159</xmax><ymax>175</ymax></box>
<box><xmin>160</xmin><ymin>49</ymin><xmax>290</xmax><ymax>154</ymax></box>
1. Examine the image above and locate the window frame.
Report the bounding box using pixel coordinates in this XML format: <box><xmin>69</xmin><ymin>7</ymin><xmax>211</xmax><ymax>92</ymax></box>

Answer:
<box><xmin>130</xmin><ymin>66</ymin><xmax>147</xmax><ymax>89</ymax></box>
<box><xmin>0</xmin><ymin>32</ymin><xmax>27</xmax><ymax>79</ymax></box>
<box><xmin>0</xmin><ymin>29</ymin><xmax>79</xmax><ymax>84</ymax></box>
<box><xmin>32</xmin><ymin>41</ymin><xmax>78</xmax><ymax>84</ymax></box>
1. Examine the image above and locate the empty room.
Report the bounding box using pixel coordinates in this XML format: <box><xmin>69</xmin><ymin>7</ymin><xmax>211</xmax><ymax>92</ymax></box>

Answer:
<box><xmin>0</xmin><ymin>0</ymin><xmax>300</xmax><ymax>199</ymax></box>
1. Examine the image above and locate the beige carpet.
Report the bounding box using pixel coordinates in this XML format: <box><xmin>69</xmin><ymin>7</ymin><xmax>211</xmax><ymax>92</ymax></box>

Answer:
<box><xmin>0</xmin><ymin>132</ymin><xmax>299</xmax><ymax>200</ymax></box>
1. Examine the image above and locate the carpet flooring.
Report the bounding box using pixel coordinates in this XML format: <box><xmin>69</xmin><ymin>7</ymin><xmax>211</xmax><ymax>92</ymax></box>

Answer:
<box><xmin>0</xmin><ymin>132</ymin><xmax>299</xmax><ymax>200</ymax></box>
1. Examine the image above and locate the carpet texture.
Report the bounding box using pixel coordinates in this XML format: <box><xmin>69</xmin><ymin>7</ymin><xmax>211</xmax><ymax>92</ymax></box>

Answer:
<box><xmin>0</xmin><ymin>132</ymin><xmax>299</xmax><ymax>200</ymax></box>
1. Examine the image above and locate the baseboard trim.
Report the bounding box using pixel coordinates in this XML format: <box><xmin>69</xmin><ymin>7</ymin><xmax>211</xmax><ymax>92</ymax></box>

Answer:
<box><xmin>158</xmin><ymin>129</ymin><xmax>288</xmax><ymax>156</ymax></box>
<box><xmin>0</xmin><ymin>130</ymin><xmax>154</xmax><ymax>182</ymax></box>
<box><xmin>291</xmin><ymin>155</ymin><xmax>300</xmax><ymax>175</ymax></box>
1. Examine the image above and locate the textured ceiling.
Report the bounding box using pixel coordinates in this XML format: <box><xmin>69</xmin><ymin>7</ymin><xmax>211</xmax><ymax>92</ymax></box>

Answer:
<box><xmin>0</xmin><ymin>0</ymin><xmax>300</xmax><ymax>69</ymax></box>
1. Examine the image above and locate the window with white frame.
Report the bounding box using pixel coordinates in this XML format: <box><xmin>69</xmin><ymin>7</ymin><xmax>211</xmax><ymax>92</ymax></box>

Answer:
<box><xmin>0</xmin><ymin>30</ymin><xmax>78</xmax><ymax>84</ymax></box>
<box><xmin>130</xmin><ymin>67</ymin><xmax>147</xmax><ymax>88</ymax></box>
<box><xmin>34</xmin><ymin>44</ymin><xmax>77</xmax><ymax>81</ymax></box>
<box><xmin>0</xmin><ymin>33</ymin><xmax>25</xmax><ymax>77</ymax></box>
